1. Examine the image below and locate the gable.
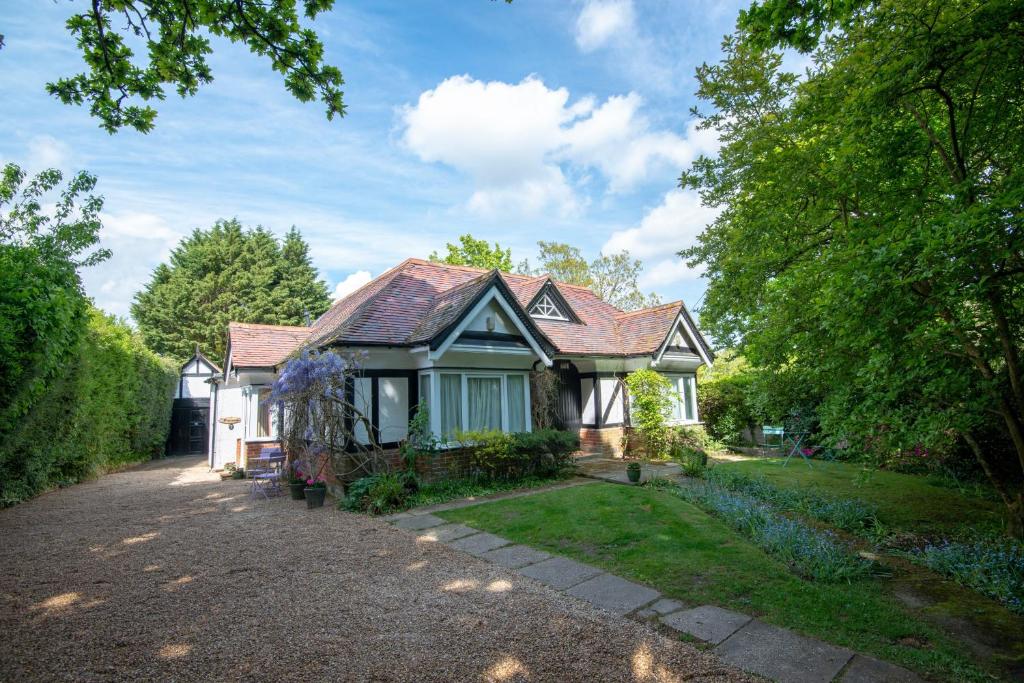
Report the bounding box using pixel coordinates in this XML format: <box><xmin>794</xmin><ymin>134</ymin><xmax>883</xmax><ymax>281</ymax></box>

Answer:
<box><xmin>526</xmin><ymin>281</ymin><xmax>581</xmax><ymax>324</ymax></box>
<box><xmin>654</xmin><ymin>311</ymin><xmax>713</xmax><ymax>366</ymax></box>
<box><xmin>463</xmin><ymin>300</ymin><xmax>522</xmax><ymax>336</ymax></box>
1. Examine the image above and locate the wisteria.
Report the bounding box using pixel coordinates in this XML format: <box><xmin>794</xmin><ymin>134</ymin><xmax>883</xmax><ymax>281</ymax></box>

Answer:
<box><xmin>272</xmin><ymin>349</ymin><xmax>387</xmax><ymax>484</ymax></box>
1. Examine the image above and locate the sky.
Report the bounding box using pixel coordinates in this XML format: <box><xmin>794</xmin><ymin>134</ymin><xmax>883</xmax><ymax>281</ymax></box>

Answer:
<box><xmin>0</xmin><ymin>0</ymin><xmax>750</xmax><ymax>320</ymax></box>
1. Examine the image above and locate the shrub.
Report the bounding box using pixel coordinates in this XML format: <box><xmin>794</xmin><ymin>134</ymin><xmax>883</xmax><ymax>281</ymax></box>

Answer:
<box><xmin>675</xmin><ymin>481</ymin><xmax>872</xmax><ymax>582</ymax></box>
<box><xmin>624</xmin><ymin>369</ymin><xmax>673</xmax><ymax>459</ymax></box>
<box><xmin>674</xmin><ymin>445</ymin><xmax>708</xmax><ymax>478</ymax></box>
<box><xmin>511</xmin><ymin>428</ymin><xmax>579</xmax><ymax>476</ymax></box>
<box><xmin>912</xmin><ymin>538</ymin><xmax>1024</xmax><ymax>614</ymax></box>
<box><xmin>697</xmin><ymin>351</ymin><xmax>759</xmax><ymax>444</ymax></box>
<box><xmin>457</xmin><ymin>428</ymin><xmax>579</xmax><ymax>480</ymax></box>
<box><xmin>342</xmin><ymin>472</ymin><xmax>408</xmax><ymax>514</ymax></box>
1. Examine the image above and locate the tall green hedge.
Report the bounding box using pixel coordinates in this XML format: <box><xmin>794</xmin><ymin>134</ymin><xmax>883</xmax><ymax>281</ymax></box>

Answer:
<box><xmin>0</xmin><ymin>308</ymin><xmax>177</xmax><ymax>506</ymax></box>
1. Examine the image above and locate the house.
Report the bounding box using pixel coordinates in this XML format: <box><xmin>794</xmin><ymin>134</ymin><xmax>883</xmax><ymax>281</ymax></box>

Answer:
<box><xmin>206</xmin><ymin>258</ymin><xmax>713</xmax><ymax>471</ymax></box>
<box><xmin>168</xmin><ymin>347</ymin><xmax>219</xmax><ymax>456</ymax></box>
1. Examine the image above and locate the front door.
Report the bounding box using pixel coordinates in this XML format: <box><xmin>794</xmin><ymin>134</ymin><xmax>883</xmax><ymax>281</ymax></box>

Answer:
<box><xmin>553</xmin><ymin>360</ymin><xmax>582</xmax><ymax>432</ymax></box>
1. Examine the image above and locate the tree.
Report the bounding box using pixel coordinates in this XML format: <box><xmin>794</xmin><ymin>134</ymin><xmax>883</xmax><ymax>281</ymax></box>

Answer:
<box><xmin>0</xmin><ymin>163</ymin><xmax>109</xmax><ymax>435</ymax></box>
<box><xmin>519</xmin><ymin>241</ymin><xmax>661</xmax><ymax>311</ymax></box>
<box><xmin>131</xmin><ymin>219</ymin><xmax>331</xmax><ymax>361</ymax></box>
<box><xmin>681</xmin><ymin>0</ymin><xmax>1024</xmax><ymax>534</ymax></box>
<box><xmin>429</xmin><ymin>234</ymin><xmax>512</xmax><ymax>271</ymax></box>
<box><xmin>38</xmin><ymin>0</ymin><xmax>346</xmax><ymax>133</ymax></box>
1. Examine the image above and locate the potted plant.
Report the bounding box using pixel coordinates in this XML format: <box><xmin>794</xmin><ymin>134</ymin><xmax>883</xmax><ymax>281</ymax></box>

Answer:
<box><xmin>231</xmin><ymin>467</ymin><xmax>246</xmax><ymax>480</ymax></box>
<box><xmin>287</xmin><ymin>462</ymin><xmax>306</xmax><ymax>500</ymax></box>
<box><xmin>305</xmin><ymin>476</ymin><xmax>327</xmax><ymax>508</ymax></box>
<box><xmin>626</xmin><ymin>461</ymin><xmax>642</xmax><ymax>483</ymax></box>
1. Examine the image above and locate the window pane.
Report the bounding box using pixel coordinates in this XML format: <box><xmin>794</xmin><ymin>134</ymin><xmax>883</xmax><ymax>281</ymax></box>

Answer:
<box><xmin>418</xmin><ymin>374</ymin><xmax>431</xmax><ymax>409</ymax></box>
<box><xmin>506</xmin><ymin>375</ymin><xmax>526</xmax><ymax>432</ymax></box>
<box><xmin>683</xmin><ymin>376</ymin><xmax>696</xmax><ymax>421</ymax></box>
<box><xmin>440</xmin><ymin>374</ymin><xmax>462</xmax><ymax>438</ymax></box>
<box><xmin>256</xmin><ymin>388</ymin><xmax>273</xmax><ymax>437</ymax></box>
<box><xmin>671</xmin><ymin>378</ymin><xmax>683</xmax><ymax>421</ymax></box>
<box><xmin>467</xmin><ymin>377</ymin><xmax>502</xmax><ymax>431</ymax></box>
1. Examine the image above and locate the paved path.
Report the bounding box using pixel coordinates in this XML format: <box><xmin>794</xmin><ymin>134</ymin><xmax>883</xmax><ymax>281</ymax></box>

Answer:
<box><xmin>0</xmin><ymin>457</ymin><xmax>750</xmax><ymax>682</ymax></box>
<box><xmin>390</xmin><ymin>504</ymin><xmax>923</xmax><ymax>683</ymax></box>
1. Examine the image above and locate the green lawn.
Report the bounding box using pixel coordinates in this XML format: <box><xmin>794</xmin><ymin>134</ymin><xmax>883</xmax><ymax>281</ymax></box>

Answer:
<box><xmin>440</xmin><ymin>483</ymin><xmax>1000</xmax><ymax>681</ymax></box>
<box><xmin>711</xmin><ymin>457</ymin><xmax>1005</xmax><ymax>537</ymax></box>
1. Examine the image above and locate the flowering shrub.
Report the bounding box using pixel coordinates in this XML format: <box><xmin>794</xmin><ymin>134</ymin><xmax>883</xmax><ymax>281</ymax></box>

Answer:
<box><xmin>674</xmin><ymin>481</ymin><xmax>872</xmax><ymax>582</ymax></box>
<box><xmin>913</xmin><ymin>538</ymin><xmax>1024</xmax><ymax>614</ymax></box>
<box><xmin>624</xmin><ymin>369</ymin><xmax>673</xmax><ymax>459</ymax></box>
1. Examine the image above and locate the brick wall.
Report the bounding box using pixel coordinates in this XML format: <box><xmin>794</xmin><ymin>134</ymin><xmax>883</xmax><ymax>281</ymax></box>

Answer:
<box><xmin>579</xmin><ymin>426</ymin><xmax>633</xmax><ymax>458</ymax></box>
<box><xmin>243</xmin><ymin>441</ymin><xmax>282</xmax><ymax>470</ymax></box>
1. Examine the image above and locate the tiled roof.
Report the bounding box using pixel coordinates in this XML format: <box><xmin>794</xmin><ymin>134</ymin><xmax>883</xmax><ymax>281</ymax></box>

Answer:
<box><xmin>302</xmin><ymin>259</ymin><xmax>709</xmax><ymax>358</ymax></box>
<box><xmin>228</xmin><ymin>322</ymin><xmax>310</xmax><ymax>369</ymax></box>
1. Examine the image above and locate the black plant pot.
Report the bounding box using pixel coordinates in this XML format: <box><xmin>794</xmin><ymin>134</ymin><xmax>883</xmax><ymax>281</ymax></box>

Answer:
<box><xmin>626</xmin><ymin>465</ymin><xmax>641</xmax><ymax>483</ymax></box>
<box><xmin>289</xmin><ymin>482</ymin><xmax>306</xmax><ymax>500</ymax></box>
<box><xmin>305</xmin><ymin>487</ymin><xmax>326</xmax><ymax>509</ymax></box>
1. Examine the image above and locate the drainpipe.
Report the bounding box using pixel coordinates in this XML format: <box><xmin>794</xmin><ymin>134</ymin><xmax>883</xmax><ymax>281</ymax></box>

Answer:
<box><xmin>207</xmin><ymin>377</ymin><xmax>219</xmax><ymax>470</ymax></box>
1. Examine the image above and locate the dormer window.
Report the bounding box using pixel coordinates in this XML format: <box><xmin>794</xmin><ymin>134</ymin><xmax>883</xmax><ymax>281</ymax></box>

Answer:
<box><xmin>529</xmin><ymin>293</ymin><xmax>568</xmax><ymax>321</ymax></box>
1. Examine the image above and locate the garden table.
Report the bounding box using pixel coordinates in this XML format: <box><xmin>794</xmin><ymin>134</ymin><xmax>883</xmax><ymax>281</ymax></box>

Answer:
<box><xmin>782</xmin><ymin>432</ymin><xmax>813</xmax><ymax>468</ymax></box>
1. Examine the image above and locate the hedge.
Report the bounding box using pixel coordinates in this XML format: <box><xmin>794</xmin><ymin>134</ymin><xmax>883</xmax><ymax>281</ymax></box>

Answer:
<box><xmin>0</xmin><ymin>308</ymin><xmax>177</xmax><ymax>506</ymax></box>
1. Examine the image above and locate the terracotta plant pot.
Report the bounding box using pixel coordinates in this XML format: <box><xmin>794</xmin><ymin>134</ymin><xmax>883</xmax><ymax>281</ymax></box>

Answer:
<box><xmin>305</xmin><ymin>486</ymin><xmax>326</xmax><ymax>509</ymax></box>
<box><xmin>289</xmin><ymin>482</ymin><xmax>306</xmax><ymax>500</ymax></box>
<box><xmin>626</xmin><ymin>463</ymin><xmax>641</xmax><ymax>483</ymax></box>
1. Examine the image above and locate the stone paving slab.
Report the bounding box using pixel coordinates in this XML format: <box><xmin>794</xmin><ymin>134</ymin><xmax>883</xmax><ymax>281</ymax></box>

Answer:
<box><xmin>662</xmin><ymin>605</ymin><xmax>751</xmax><ymax>645</ymax></box>
<box><xmin>447</xmin><ymin>532</ymin><xmax>511</xmax><ymax>556</ymax></box>
<box><xmin>840</xmin><ymin>655</ymin><xmax>924</xmax><ymax>682</ymax></box>
<box><xmin>565</xmin><ymin>573</ymin><xmax>661</xmax><ymax>617</ymax></box>
<box><xmin>650</xmin><ymin>598</ymin><xmax>685</xmax><ymax>616</ymax></box>
<box><xmin>714</xmin><ymin>620</ymin><xmax>853</xmax><ymax>683</ymax></box>
<box><xmin>392</xmin><ymin>514</ymin><xmax>446</xmax><ymax>530</ymax></box>
<box><xmin>415</xmin><ymin>523</ymin><xmax>478</xmax><ymax>543</ymax></box>
<box><xmin>481</xmin><ymin>544</ymin><xmax>552</xmax><ymax>569</ymax></box>
<box><xmin>379</xmin><ymin>512</ymin><xmax>412</xmax><ymax>522</ymax></box>
<box><xmin>517</xmin><ymin>556</ymin><xmax>604</xmax><ymax>590</ymax></box>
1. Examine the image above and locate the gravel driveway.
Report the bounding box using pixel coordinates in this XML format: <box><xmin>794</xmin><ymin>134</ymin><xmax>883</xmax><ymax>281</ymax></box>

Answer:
<box><xmin>0</xmin><ymin>457</ymin><xmax>750</xmax><ymax>682</ymax></box>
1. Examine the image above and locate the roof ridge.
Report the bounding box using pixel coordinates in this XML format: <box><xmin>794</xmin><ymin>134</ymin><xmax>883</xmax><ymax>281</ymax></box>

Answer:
<box><xmin>614</xmin><ymin>301</ymin><xmax>683</xmax><ymax>318</ymax></box>
<box><xmin>316</xmin><ymin>258</ymin><xmax>415</xmax><ymax>321</ymax></box>
<box><xmin>406</xmin><ymin>258</ymin><xmax>607</xmax><ymax>296</ymax></box>
<box><xmin>228</xmin><ymin>321</ymin><xmax>310</xmax><ymax>331</ymax></box>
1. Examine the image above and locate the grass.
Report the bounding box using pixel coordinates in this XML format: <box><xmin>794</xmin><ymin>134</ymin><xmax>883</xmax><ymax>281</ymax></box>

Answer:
<box><xmin>400</xmin><ymin>473</ymin><xmax>572</xmax><ymax>510</ymax></box>
<box><xmin>712</xmin><ymin>457</ymin><xmax>1005</xmax><ymax>538</ymax></box>
<box><xmin>440</xmin><ymin>483</ymin><xmax>999</xmax><ymax>681</ymax></box>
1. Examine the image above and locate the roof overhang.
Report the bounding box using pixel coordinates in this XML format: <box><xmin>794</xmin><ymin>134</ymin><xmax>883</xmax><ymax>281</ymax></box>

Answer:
<box><xmin>652</xmin><ymin>308</ymin><xmax>714</xmax><ymax>367</ymax></box>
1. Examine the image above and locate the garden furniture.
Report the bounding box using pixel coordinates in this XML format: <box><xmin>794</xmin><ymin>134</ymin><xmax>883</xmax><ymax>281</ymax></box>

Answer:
<box><xmin>759</xmin><ymin>425</ymin><xmax>784</xmax><ymax>454</ymax></box>
<box><xmin>249</xmin><ymin>451</ymin><xmax>286</xmax><ymax>499</ymax></box>
<box><xmin>782</xmin><ymin>432</ymin><xmax>813</xmax><ymax>468</ymax></box>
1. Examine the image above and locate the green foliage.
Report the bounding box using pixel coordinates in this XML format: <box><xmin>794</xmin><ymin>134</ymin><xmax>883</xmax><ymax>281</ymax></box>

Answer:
<box><xmin>672</xmin><ymin>443</ymin><xmax>708</xmax><ymax>478</ymax></box>
<box><xmin>456</xmin><ymin>428</ymin><xmax>580</xmax><ymax>480</ymax></box>
<box><xmin>509</xmin><ymin>428</ymin><xmax>579</xmax><ymax>476</ymax></box>
<box><xmin>680</xmin><ymin>0</ymin><xmax>1024</xmax><ymax>535</ymax></box>
<box><xmin>696</xmin><ymin>351</ymin><xmax>759</xmax><ymax>444</ymax></box>
<box><xmin>623</xmin><ymin>369</ymin><xmax>672</xmax><ymax>459</ymax></box>
<box><xmin>518</xmin><ymin>241</ymin><xmax>660</xmax><ymax>311</ymax></box>
<box><xmin>131</xmin><ymin>219</ymin><xmax>331</xmax><ymax>361</ymax></box>
<box><xmin>429</xmin><ymin>234</ymin><xmax>512</xmax><ymax>271</ymax></box>
<box><xmin>342</xmin><ymin>472</ymin><xmax>406</xmax><ymax>515</ymax></box>
<box><xmin>0</xmin><ymin>308</ymin><xmax>177</xmax><ymax>506</ymax></box>
<box><xmin>45</xmin><ymin>0</ymin><xmax>345</xmax><ymax>133</ymax></box>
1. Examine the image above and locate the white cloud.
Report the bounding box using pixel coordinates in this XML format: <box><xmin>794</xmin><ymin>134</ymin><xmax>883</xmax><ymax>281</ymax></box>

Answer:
<box><xmin>575</xmin><ymin>0</ymin><xmax>635</xmax><ymax>52</ymax></box>
<box><xmin>333</xmin><ymin>270</ymin><xmax>373</xmax><ymax>301</ymax></box>
<box><xmin>401</xmin><ymin>75</ymin><xmax>712</xmax><ymax>216</ymax></box>
<box><xmin>602</xmin><ymin>189</ymin><xmax>719</xmax><ymax>289</ymax></box>
<box><xmin>25</xmin><ymin>135</ymin><xmax>73</xmax><ymax>173</ymax></box>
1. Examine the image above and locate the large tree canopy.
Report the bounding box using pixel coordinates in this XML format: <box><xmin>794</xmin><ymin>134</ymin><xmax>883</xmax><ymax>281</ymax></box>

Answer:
<box><xmin>35</xmin><ymin>0</ymin><xmax>345</xmax><ymax>133</ymax></box>
<box><xmin>132</xmin><ymin>220</ymin><xmax>331</xmax><ymax>361</ymax></box>
<box><xmin>429</xmin><ymin>233</ymin><xmax>513</xmax><ymax>271</ymax></box>
<box><xmin>519</xmin><ymin>241</ymin><xmax>661</xmax><ymax>311</ymax></box>
<box><xmin>682</xmin><ymin>0</ymin><xmax>1024</xmax><ymax>533</ymax></box>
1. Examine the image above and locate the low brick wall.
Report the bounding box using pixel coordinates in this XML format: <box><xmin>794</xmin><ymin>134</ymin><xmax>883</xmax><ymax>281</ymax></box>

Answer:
<box><xmin>579</xmin><ymin>426</ymin><xmax>631</xmax><ymax>457</ymax></box>
<box><xmin>241</xmin><ymin>440</ymin><xmax>283</xmax><ymax>470</ymax></box>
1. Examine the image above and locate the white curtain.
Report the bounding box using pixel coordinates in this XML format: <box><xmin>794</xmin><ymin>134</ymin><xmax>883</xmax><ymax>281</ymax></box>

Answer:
<box><xmin>468</xmin><ymin>377</ymin><xmax>502</xmax><ymax>431</ymax></box>
<box><xmin>440</xmin><ymin>374</ymin><xmax>462</xmax><ymax>438</ymax></box>
<box><xmin>683</xmin><ymin>375</ymin><xmax>696</xmax><ymax>421</ymax></box>
<box><xmin>506</xmin><ymin>375</ymin><xmax>526</xmax><ymax>433</ymax></box>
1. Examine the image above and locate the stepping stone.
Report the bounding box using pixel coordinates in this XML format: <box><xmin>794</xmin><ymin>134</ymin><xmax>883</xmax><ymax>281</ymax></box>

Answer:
<box><xmin>662</xmin><ymin>605</ymin><xmax>751</xmax><ymax>645</ymax></box>
<box><xmin>650</xmin><ymin>598</ymin><xmax>685</xmax><ymax>616</ymax></box>
<box><xmin>841</xmin><ymin>655</ymin><xmax>924</xmax><ymax>683</ymax></box>
<box><xmin>379</xmin><ymin>512</ymin><xmax>411</xmax><ymax>522</ymax></box>
<box><xmin>447</xmin><ymin>532</ymin><xmax>511</xmax><ymax>556</ymax></box>
<box><xmin>517</xmin><ymin>556</ymin><xmax>603</xmax><ymax>590</ymax></box>
<box><xmin>714</xmin><ymin>620</ymin><xmax>853</xmax><ymax>683</ymax></box>
<box><xmin>392</xmin><ymin>514</ymin><xmax>446</xmax><ymax>530</ymax></box>
<box><xmin>481</xmin><ymin>544</ymin><xmax>552</xmax><ymax>569</ymax></box>
<box><xmin>415</xmin><ymin>523</ymin><xmax>478</xmax><ymax>543</ymax></box>
<box><xmin>565</xmin><ymin>573</ymin><xmax>661</xmax><ymax>616</ymax></box>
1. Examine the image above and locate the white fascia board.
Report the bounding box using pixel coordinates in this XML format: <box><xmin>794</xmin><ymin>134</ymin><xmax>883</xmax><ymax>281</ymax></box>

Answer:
<box><xmin>430</xmin><ymin>287</ymin><xmax>553</xmax><ymax>366</ymax></box>
<box><xmin>655</xmin><ymin>312</ymin><xmax>713</xmax><ymax>367</ymax></box>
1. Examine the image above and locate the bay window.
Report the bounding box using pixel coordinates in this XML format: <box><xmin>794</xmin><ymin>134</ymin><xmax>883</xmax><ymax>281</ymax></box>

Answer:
<box><xmin>420</xmin><ymin>370</ymin><xmax>531</xmax><ymax>442</ymax></box>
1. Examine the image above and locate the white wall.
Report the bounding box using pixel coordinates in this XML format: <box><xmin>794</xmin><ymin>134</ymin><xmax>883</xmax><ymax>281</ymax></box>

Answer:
<box><xmin>353</xmin><ymin>377</ymin><xmax>372</xmax><ymax>445</ymax></box>
<box><xmin>581</xmin><ymin>377</ymin><xmax>596</xmax><ymax>425</ymax></box>
<box><xmin>210</xmin><ymin>383</ymin><xmax>245</xmax><ymax>469</ymax></box>
<box><xmin>599</xmin><ymin>377</ymin><xmax>625</xmax><ymax>425</ymax></box>
<box><xmin>465</xmin><ymin>300</ymin><xmax>519</xmax><ymax>335</ymax></box>
<box><xmin>177</xmin><ymin>375</ymin><xmax>212</xmax><ymax>399</ymax></box>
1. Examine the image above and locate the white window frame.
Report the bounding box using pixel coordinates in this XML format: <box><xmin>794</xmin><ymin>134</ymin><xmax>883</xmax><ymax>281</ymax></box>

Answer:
<box><xmin>529</xmin><ymin>293</ymin><xmax>568</xmax><ymax>321</ymax></box>
<box><xmin>245</xmin><ymin>385</ymin><xmax>279</xmax><ymax>441</ymax></box>
<box><xmin>419</xmin><ymin>369</ymin><xmax>532</xmax><ymax>446</ymax></box>
<box><xmin>663</xmin><ymin>373</ymin><xmax>699</xmax><ymax>425</ymax></box>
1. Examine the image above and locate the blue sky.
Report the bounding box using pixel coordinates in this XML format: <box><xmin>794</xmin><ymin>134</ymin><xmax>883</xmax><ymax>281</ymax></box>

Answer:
<box><xmin>0</xmin><ymin>0</ymin><xmax>750</xmax><ymax>319</ymax></box>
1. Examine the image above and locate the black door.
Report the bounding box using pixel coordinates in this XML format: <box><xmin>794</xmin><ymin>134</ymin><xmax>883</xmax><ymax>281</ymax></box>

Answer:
<box><xmin>169</xmin><ymin>399</ymin><xmax>209</xmax><ymax>456</ymax></box>
<box><xmin>553</xmin><ymin>360</ymin><xmax>582</xmax><ymax>432</ymax></box>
